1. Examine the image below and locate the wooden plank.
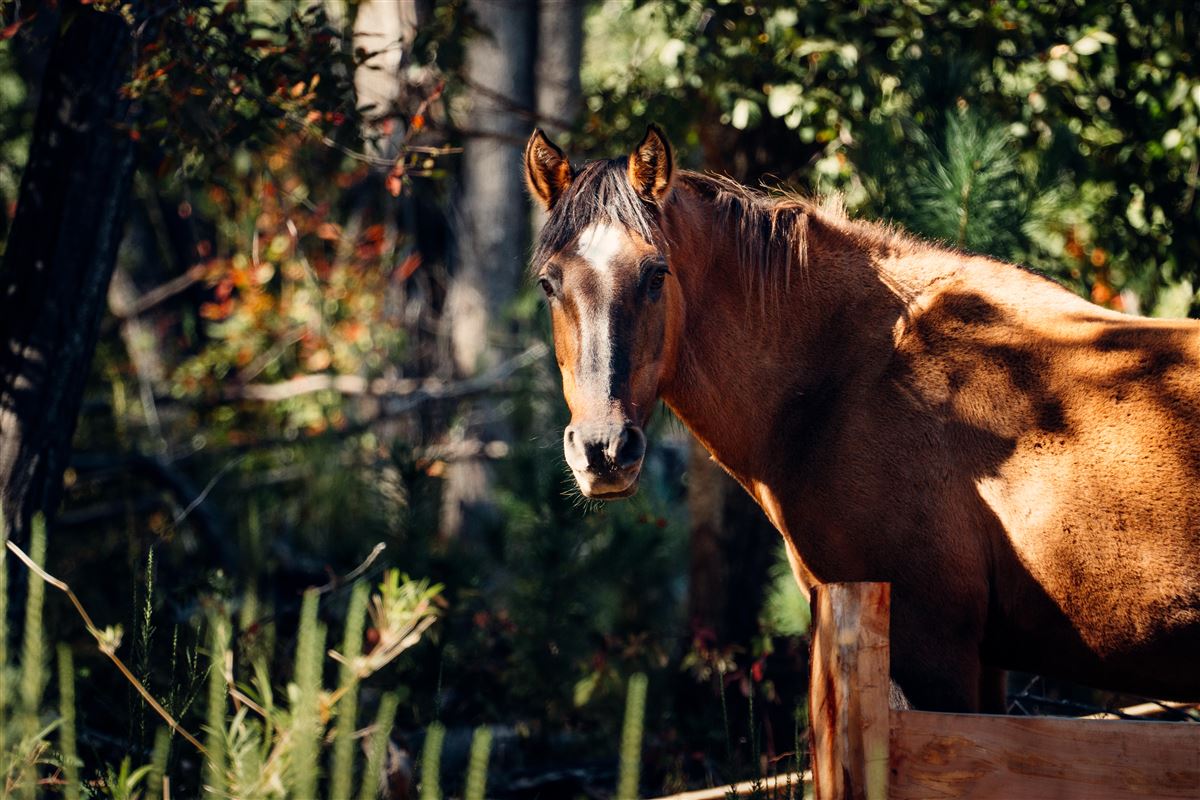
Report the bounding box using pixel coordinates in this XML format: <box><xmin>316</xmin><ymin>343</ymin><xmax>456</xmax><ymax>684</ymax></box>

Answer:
<box><xmin>809</xmin><ymin>582</ymin><xmax>891</xmax><ymax>800</ymax></box>
<box><xmin>889</xmin><ymin>709</ymin><xmax>1200</xmax><ymax>799</ymax></box>
<box><xmin>646</xmin><ymin>771</ymin><xmax>812</xmax><ymax>800</ymax></box>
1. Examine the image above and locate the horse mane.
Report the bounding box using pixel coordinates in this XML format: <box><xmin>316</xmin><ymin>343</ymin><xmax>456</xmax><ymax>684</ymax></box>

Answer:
<box><xmin>531</xmin><ymin>158</ymin><xmax>923</xmax><ymax>299</ymax></box>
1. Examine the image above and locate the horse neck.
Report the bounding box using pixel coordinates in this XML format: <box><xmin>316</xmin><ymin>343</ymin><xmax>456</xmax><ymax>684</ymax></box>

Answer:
<box><xmin>658</xmin><ymin>184</ymin><xmax>912</xmax><ymax>496</ymax></box>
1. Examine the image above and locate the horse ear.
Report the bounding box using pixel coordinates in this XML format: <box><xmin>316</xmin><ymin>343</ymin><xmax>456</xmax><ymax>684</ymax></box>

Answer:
<box><xmin>628</xmin><ymin>124</ymin><xmax>674</xmax><ymax>204</ymax></box>
<box><xmin>525</xmin><ymin>128</ymin><xmax>573</xmax><ymax>211</ymax></box>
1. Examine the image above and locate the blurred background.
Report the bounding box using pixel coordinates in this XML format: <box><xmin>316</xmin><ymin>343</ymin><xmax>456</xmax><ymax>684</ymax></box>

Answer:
<box><xmin>0</xmin><ymin>0</ymin><xmax>1196</xmax><ymax>797</ymax></box>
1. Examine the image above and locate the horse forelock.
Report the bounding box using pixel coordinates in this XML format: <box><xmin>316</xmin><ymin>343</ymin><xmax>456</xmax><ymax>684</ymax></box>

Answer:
<box><xmin>532</xmin><ymin>159</ymin><xmax>661</xmax><ymax>272</ymax></box>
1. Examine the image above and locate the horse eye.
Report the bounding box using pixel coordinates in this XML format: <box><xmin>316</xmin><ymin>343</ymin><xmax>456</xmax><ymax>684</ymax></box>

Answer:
<box><xmin>538</xmin><ymin>277</ymin><xmax>556</xmax><ymax>298</ymax></box>
<box><xmin>649</xmin><ymin>267</ymin><xmax>669</xmax><ymax>296</ymax></box>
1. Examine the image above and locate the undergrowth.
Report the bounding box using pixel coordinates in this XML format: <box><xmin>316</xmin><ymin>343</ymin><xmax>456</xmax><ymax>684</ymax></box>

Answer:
<box><xmin>0</xmin><ymin>509</ymin><xmax>472</xmax><ymax>799</ymax></box>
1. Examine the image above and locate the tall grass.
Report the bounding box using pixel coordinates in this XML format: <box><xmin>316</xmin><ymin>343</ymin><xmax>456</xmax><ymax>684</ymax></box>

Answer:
<box><xmin>0</xmin><ymin>506</ymin><xmax>7</xmax><ymax>788</ymax></box>
<box><xmin>15</xmin><ymin>515</ymin><xmax>48</xmax><ymax>800</ymax></box>
<box><xmin>420</xmin><ymin>721</ymin><xmax>446</xmax><ymax>800</ymax></box>
<box><xmin>292</xmin><ymin>588</ymin><xmax>326</xmax><ymax>797</ymax></box>
<box><xmin>149</xmin><ymin>726</ymin><xmax>172</xmax><ymax>798</ymax></box>
<box><xmin>358</xmin><ymin>693</ymin><xmax>400</xmax><ymax>800</ymax></box>
<box><xmin>464</xmin><ymin>726</ymin><xmax>493</xmax><ymax>800</ymax></box>
<box><xmin>18</xmin><ymin>516</ymin><xmax>47</xmax><ymax>754</ymax></box>
<box><xmin>0</xmin><ymin>514</ymin><xmax>448</xmax><ymax>799</ymax></box>
<box><xmin>618</xmin><ymin>672</ymin><xmax>649</xmax><ymax>800</ymax></box>
<box><xmin>204</xmin><ymin>614</ymin><xmax>231</xmax><ymax>795</ymax></box>
<box><xmin>330</xmin><ymin>580</ymin><xmax>370</xmax><ymax>800</ymax></box>
<box><xmin>57</xmin><ymin>644</ymin><xmax>80</xmax><ymax>800</ymax></box>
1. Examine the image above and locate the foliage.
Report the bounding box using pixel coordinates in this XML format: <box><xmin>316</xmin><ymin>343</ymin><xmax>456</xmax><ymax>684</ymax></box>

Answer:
<box><xmin>759</xmin><ymin>545</ymin><xmax>810</xmax><ymax>640</ymax></box>
<box><xmin>2</xmin><ymin>515</ymin><xmax>58</xmax><ymax>800</ymax></box>
<box><xmin>127</xmin><ymin>2</ymin><xmax>359</xmax><ymax>181</ymax></box>
<box><xmin>439</xmin><ymin>396</ymin><xmax>686</xmax><ymax>730</ymax></box>
<box><xmin>0</xmin><ymin>506</ymin><xmax>445</xmax><ymax>799</ymax></box>
<box><xmin>582</xmin><ymin>0</ymin><xmax>1199</xmax><ymax>312</ymax></box>
<box><xmin>869</xmin><ymin>110</ymin><xmax>1029</xmax><ymax>258</ymax></box>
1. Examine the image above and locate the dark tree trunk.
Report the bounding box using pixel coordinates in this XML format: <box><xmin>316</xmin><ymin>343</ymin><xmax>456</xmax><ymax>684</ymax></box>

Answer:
<box><xmin>687</xmin><ymin>445</ymin><xmax>776</xmax><ymax>647</ymax></box>
<box><xmin>0</xmin><ymin>6</ymin><xmax>137</xmax><ymax>541</ymax></box>
<box><xmin>534</xmin><ymin>0</ymin><xmax>583</xmax><ymax>140</ymax></box>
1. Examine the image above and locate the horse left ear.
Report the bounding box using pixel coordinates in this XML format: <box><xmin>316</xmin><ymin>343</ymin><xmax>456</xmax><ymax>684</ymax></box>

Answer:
<box><xmin>525</xmin><ymin>128</ymin><xmax>573</xmax><ymax>211</ymax></box>
<box><xmin>628</xmin><ymin>124</ymin><xmax>674</xmax><ymax>204</ymax></box>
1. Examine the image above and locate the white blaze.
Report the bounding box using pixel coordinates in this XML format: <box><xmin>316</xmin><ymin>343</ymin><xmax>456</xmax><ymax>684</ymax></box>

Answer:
<box><xmin>575</xmin><ymin>223</ymin><xmax>625</xmax><ymax>393</ymax></box>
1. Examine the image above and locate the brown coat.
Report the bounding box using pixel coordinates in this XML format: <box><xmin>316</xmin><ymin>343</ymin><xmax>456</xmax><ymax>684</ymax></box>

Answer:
<box><xmin>525</xmin><ymin>127</ymin><xmax>1200</xmax><ymax>711</ymax></box>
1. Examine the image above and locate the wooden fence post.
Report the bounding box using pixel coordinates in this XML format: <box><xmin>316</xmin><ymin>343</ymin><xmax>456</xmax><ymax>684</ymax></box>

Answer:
<box><xmin>810</xmin><ymin>582</ymin><xmax>891</xmax><ymax>800</ymax></box>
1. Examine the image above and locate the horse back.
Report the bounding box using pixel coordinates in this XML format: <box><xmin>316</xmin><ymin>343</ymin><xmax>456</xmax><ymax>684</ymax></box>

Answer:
<box><xmin>835</xmin><ymin>259</ymin><xmax>1200</xmax><ymax>697</ymax></box>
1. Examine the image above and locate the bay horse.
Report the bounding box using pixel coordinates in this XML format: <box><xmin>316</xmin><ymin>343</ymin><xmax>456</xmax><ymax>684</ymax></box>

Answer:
<box><xmin>523</xmin><ymin>124</ymin><xmax>1200</xmax><ymax>712</ymax></box>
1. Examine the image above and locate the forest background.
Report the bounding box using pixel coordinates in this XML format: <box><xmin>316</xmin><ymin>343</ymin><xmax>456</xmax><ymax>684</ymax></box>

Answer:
<box><xmin>0</xmin><ymin>0</ymin><xmax>1196</xmax><ymax>797</ymax></box>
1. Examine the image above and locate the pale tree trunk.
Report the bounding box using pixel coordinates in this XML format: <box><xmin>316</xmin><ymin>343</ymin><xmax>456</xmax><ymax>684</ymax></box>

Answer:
<box><xmin>351</xmin><ymin>0</ymin><xmax>424</xmax><ymax>384</ymax></box>
<box><xmin>0</xmin><ymin>6</ymin><xmax>137</xmax><ymax>542</ymax></box>
<box><xmin>352</xmin><ymin>0</ymin><xmax>422</xmax><ymax>164</ymax></box>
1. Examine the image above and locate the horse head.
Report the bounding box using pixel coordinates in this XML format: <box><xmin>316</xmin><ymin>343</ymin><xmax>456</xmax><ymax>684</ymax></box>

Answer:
<box><xmin>524</xmin><ymin>125</ymin><xmax>684</xmax><ymax>498</ymax></box>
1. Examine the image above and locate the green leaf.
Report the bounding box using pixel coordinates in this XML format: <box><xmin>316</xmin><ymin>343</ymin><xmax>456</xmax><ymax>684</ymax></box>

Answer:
<box><xmin>730</xmin><ymin>98</ymin><xmax>758</xmax><ymax>130</ymax></box>
<box><xmin>1072</xmin><ymin>35</ymin><xmax>1103</xmax><ymax>56</ymax></box>
<box><xmin>767</xmin><ymin>84</ymin><xmax>802</xmax><ymax>118</ymax></box>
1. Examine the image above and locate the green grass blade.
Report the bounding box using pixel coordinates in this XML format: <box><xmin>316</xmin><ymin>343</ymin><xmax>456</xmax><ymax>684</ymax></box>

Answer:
<box><xmin>1</xmin><ymin>503</ymin><xmax>8</xmax><ymax>759</ymax></box>
<box><xmin>19</xmin><ymin>514</ymin><xmax>48</xmax><ymax>770</ymax></box>
<box><xmin>419</xmin><ymin>722</ymin><xmax>445</xmax><ymax>800</ymax></box>
<box><xmin>1</xmin><ymin>504</ymin><xmax>8</xmax><ymax>679</ymax></box>
<box><xmin>617</xmin><ymin>673</ymin><xmax>648</xmax><ymax>800</ymax></box>
<box><xmin>357</xmin><ymin>693</ymin><xmax>400</xmax><ymax>800</ymax></box>
<box><xmin>330</xmin><ymin>580</ymin><xmax>370</xmax><ymax>800</ymax></box>
<box><xmin>149</xmin><ymin>726</ymin><xmax>171</xmax><ymax>800</ymax></box>
<box><xmin>57</xmin><ymin>645</ymin><xmax>80</xmax><ymax>800</ymax></box>
<box><xmin>291</xmin><ymin>588</ymin><xmax>327</xmax><ymax>799</ymax></box>
<box><xmin>464</xmin><ymin>726</ymin><xmax>493</xmax><ymax>800</ymax></box>
<box><xmin>204</xmin><ymin>614</ymin><xmax>230</xmax><ymax>796</ymax></box>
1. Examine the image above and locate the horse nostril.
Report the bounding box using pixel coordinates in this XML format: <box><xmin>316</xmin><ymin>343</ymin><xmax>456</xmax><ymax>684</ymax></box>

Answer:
<box><xmin>615</xmin><ymin>425</ymin><xmax>646</xmax><ymax>469</ymax></box>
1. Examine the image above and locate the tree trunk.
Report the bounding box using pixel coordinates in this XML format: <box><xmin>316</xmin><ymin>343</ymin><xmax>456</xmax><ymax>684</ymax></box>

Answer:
<box><xmin>0</xmin><ymin>6</ymin><xmax>137</xmax><ymax>541</ymax></box>
<box><xmin>534</xmin><ymin>0</ymin><xmax>583</xmax><ymax>140</ymax></box>
<box><xmin>687</xmin><ymin>444</ymin><xmax>776</xmax><ymax>647</ymax></box>
<box><xmin>446</xmin><ymin>0</ymin><xmax>534</xmax><ymax>377</ymax></box>
<box><xmin>530</xmin><ymin>0</ymin><xmax>583</xmax><ymax>233</ymax></box>
<box><xmin>352</xmin><ymin>0</ymin><xmax>422</xmax><ymax>164</ymax></box>
<box><xmin>440</xmin><ymin>0</ymin><xmax>537</xmax><ymax>539</ymax></box>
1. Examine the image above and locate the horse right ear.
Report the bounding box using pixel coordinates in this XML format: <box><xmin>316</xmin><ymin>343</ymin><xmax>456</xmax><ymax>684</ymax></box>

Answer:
<box><xmin>628</xmin><ymin>123</ymin><xmax>674</xmax><ymax>204</ymax></box>
<box><xmin>525</xmin><ymin>129</ymin><xmax>573</xmax><ymax>211</ymax></box>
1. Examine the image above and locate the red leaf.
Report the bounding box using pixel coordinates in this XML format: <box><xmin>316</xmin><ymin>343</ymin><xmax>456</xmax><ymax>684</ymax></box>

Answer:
<box><xmin>396</xmin><ymin>252</ymin><xmax>422</xmax><ymax>282</ymax></box>
<box><xmin>385</xmin><ymin>163</ymin><xmax>406</xmax><ymax>197</ymax></box>
<box><xmin>1</xmin><ymin>18</ymin><xmax>25</xmax><ymax>40</ymax></box>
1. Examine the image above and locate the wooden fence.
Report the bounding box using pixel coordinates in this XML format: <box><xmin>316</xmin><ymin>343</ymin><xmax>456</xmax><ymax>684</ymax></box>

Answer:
<box><xmin>810</xmin><ymin>582</ymin><xmax>1200</xmax><ymax>800</ymax></box>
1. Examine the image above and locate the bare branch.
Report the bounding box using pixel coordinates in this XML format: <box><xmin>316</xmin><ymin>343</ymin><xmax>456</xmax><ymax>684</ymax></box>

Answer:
<box><xmin>224</xmin><ymin>341</ymin><xmax>548</xmax><ymax>406</ymax></box>
<box><xmin>108</xmin><ymin>265</ymin><xmax>206</xmax><ymax>320</ymax></box>
<box><xmin>5</xmin><ymin>539</ymin><xmax>207</xmax><ymax>756</ymax></box>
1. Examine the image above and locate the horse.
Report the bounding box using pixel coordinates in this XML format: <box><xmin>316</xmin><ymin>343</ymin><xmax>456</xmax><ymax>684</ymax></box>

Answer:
<box><xmin>522</xmin><ymin>123</ymin><xmax>1200</xmax><ymax>712</ymax></box>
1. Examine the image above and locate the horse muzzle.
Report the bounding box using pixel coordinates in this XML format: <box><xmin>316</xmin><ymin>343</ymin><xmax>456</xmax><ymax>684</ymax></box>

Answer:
<box><xmin>563</xmin><ymin>421</ymin><xmax>646</xmax><ymax>499</ymax></box>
